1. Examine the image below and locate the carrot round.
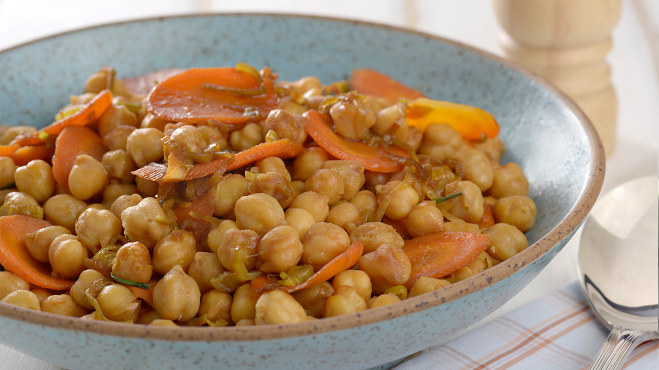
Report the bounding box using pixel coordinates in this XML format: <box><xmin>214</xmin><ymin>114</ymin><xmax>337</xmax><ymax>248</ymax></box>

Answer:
<box><xmin>173</xmin><ymin>191</ymin><xmax>216</xmax><ymax>243</ymax></box>
<box><xmin>52</xmin><ymin>126</ymin><xmax>107</xmax><ymax>193</ymax></box>
<box><xmin>402</xmin><ymin>232</ymin><xmax>490</xmax><ymax>289</ymax></box>
<box><xmin>146</xmin><ymin>67</ymin><xmax>279</xmax><ymax>124</ymax></box>
<box><xmin>350</xmin><ymin>69</ymin><xmax>424</xmax><ymax>106</ymax></box>
<box><xmin>9</xmin><ymin>145</ymin><xmax>52</xmax><ymax>166</ymax></box>
<box><xmin>303</xmin><ymin>110</ymin><xmax>409</xmax><ymax>173</ymax></box>
<box><xmin>406</xmin><ymin>98</ymin><xmax>499</xmax><ymax>140</ymax></box>
<box><xmin>0</xmin><ymin>215</ymin><xmax>74</xmax><ymax>290</ymax></box>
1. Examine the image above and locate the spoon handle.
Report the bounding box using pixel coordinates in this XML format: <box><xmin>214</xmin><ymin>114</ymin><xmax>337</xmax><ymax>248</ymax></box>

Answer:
<box><xmin>589</xmin><ymin>325</ymin><xmax>649</xmax><ymax>369</ymax></box>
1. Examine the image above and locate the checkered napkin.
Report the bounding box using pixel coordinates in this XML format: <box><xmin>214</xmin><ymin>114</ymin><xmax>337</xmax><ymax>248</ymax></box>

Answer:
<box><xmin>393</xmin><ymin>280</ymin><xmax>658</xmax><ymax>370</ymax></box>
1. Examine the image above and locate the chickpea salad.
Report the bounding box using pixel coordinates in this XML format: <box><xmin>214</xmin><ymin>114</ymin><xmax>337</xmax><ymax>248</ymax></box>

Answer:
<box><xmin>0</xmin><ymin>65</ymin><xmax>536</xmax><ymax>326</ymax></box>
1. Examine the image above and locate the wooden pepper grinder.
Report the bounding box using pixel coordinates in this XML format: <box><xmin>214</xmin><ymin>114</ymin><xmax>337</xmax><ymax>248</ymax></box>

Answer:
<box><xmin>493</xmin><ymin>0</ymin><xmax>623</xmax><ymax>156</ymax></box>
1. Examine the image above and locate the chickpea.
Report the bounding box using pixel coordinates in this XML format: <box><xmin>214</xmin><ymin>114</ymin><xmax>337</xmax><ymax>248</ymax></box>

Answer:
<box><xmin>230</xmin><ymin>123</ymin><xmax>263</xmax><ymax>151</ymax></box>
<box><xmin>388</xmin><ymin>170</ymin><xmax>424</xmax><ymax>200</ymax></box>
<box><xmin>289</xmin><ymin>191</ymin><xmax>329</xmax><ymax>223</ymax></box>
<box><xmin>212</xmin><ymin>174</ymin><xmax>250</xmax><ymax>217</ymax></box>
<box><xmin>165</xmin><ymin>125</ymin><xmax>208</xmax><ymax>155</ymax></box>
<box><xmin>292</xmin><ymin>147</ymin><xmax>328</xmax><ymax>182</ymax></box>
<box><xmin>278</xmin><ymin>96</ymin><xmax>307</xmax><ymax>115</ymax></box>
<box><xmin>30</xmin><ymin>288</ymin><xmax>51</xmax><ymax>304</ymax></box>
<box><xmin>152</xmin><ymin>230</ymin><xmax>197</xmax><ymax>275</ymax></box>
<box><xmin>110</xmin><ymin>193</ymin><xmax>143</xmax><ymax>220</ymax></box>
<box><xmin>256</xmin><ymin>156</ymin><xmax>292</xmax><ymax>182</ymax></box>
<box><xmin>80</xmin><ymin>312</ymin><xmax>99</xmax><ymax>321</ymax></box>
<box><xmin>24</xmin><ymin>225</ymin><xmax>71</xmax><ymax>263</ymax></box>
<box><xmin>329</xmin><ymin>95</ymin><xmax>376</xmax><ymax>140</ymax></box>
<box><xmin>0</xmin><ymin>157</ymin><xmax>16</xmax><ymax>189</ymax></box>
<box><xmin>483</xmin><ymin>223</ymin><xmax>529</xmax><ymax>260</ymax></box>
<box><xmin>489</xmin><ymin>162</ymin><xmax>529</xmax><ymax>199</ymax></box>
<box><xmin>321</xmin><ymin>160</ymin><xmax>365</xmax><ymax>201</ymax></box>
<box><xmin>473</xmin><ymin>136</ymin><xmax>505</xmax><ymax>162</ymax></box>
<box><xmin>326</xmin><ymin>202</ymin><xmax>361</xmax><ymax>231</ymax></box>
<box><xmin>102</xmin><ymin>150</ymin><xmax>137</xmax><ymax>183</ymax></box>
<box><xmin>364</xmin><ymin>170</ymin><xmax>389</xmax><ymax>194</ymax></box>
<box><xmin>323</xmin><ymin>286</ymin><xmax>367</xmax><ymax>318</ymax></box>
<box><xmin>450</xmin><ymin>149</ymin><xmax>494</xmax><ymax>192</ymax></box>
<box><xmin>0</xmin><ymin>126</ymin><xmax>36</xmax><ymax>145</ymax></box>
<box><xmin>14</xmin><ymin>160</ymin><xmax>55</xmax><ymax>204</ymax></box>
<box><xmin>367</xmin><ymin>293</ymin><xmax>401</xmax><ymax>309</ymax></box>
<box><xmin>199</xmin><ymin>290</ymin><xmax>233</xmax><ymax>324</ymax></box>
<box><xmin>135</xmin><ymin>177</ymin><xmax>159</xmax><ymax>197</ymax></box>
<box><xmin>207</xmin><ymin>220</ymin><xmax>238</xmax><ymax>254</ymax></box>
<box><xmin>291</xmin><ymin>281</ymin><xmax>334</xmax><ymax>318</ymax></box>
<box><xmin>75</xmin><ymin>208</ymin><xmax>123</xmax><ymax>253</ymax></box>
<box><xmin>493</xmin><ymin>196</ymin><xmax>537</xmax><ymax>232</ymax></box>
<box><xmin>149</xmin><ymin>319</ymin><xmax>178</xmax><ymax>327</ymax></box>
<box><xmin>256</xmin><ymin>226</ymin><xmax>303</xmax><ymax>273</ymax></box>
<box><xmin>350</xmin><ymin>190</ymin><xmax>377</xmax><ymax>216</ymax></box>
<box><xmin>362</xmin><ymin>95</ymin><xmax>389</xmax><ymax>114</ymax></box>
<box><xmin>139</xmin><ymin>113</ymin><xmax>168</xmax><ymax>131</ymax></box>
<box><xmin>376</xmin><ymin>180</ymin><xmax>419</xmax><ymax>221</ymax></box>
<box><xmin>304</xmin><ymin>168</ymin><xmax>344</xmax><ymax>205</ymax></box>
<box><xmin>231</xmin><ymin>284</ymin><xmax>263</xmax><ymax>323</ymax></box>
<box><xmin>121</xmin><ymin>197</ymin><xmax>171</xmax><ymax>249</ymax></box>
<box><xmin>40</xmin><ymin>294</ymin><xmax>87</xmax><ymax>317</ymax></box>
<box><xmin>408</xmin><ymin>276</ymin><xmax>451</xmax><ymax>298</ymax></box>
<box><xmin>284</xmin><ymin>208</ymin><xmax>315</xmax><ymax>239</ymax></box>
<box><xmin>445</xmin><ymin>181</ymin><xmax>484</xmax><ymax>224</ymax></box>
<box><xmin>234</xmin><ymin>193</ymin><xmax>286</xmax><ymax>235</ymax></box>
<box><xmin>332</xmin><ymin>270</ymin><xmax>372</xmax><ymax>301</ymax></box>
<box><xmin>1</xmin><ymin>290</ymin><xmax>40</xmax><ymax>310</ymax></box>
<box><xmin>419</xmin><ymin>123</ymin><xmax>463</xmax><ymax>161</ymax></box>
<box><xmin>137</xmin><ymin>309</ymin><xmax>161</xmax><ymax>325</ymax></box>
<box><xmin>197</xmin><ymin>125</ymin><xmax>229</xmax><ymax>151</ymax></box>
<box><xmin>290</xmin><ymin>180</ymin><xmax>305</xmax><ymax>196</ymax></box>
<box><xmin>0</xmin><ymin>271</ymin><xmax>29</xmax><ymax>300</ymax></box>
<box><xmin>349</xmin><ymin>222</ymin><xmax>404</xmax><ymax>255</ymax></box>
<box><xmin>188</xmin><ymin>252</ymin><xmax>225</xmax><ymax>294</ymax></box>
<box><xmin>126</xmin><ymin>128</ymin><xmax>164</xmax><ymax>167</ymax></box>
<box><xmin>454</xmin><ymin>258</ymin><xmax>488</xmax><ymax>282</ymax></box>
<box><xmin>289</xmin><ymin>76</ymin><xmax>322</xmax><ymax>95</ymax></box>
<box><xmin>68</xmin><ymin>154</ymin><xmax>107</xmax><ymax>201</ymax></box>
<box><xmin>102</xmin><ymin>183</ymin><xmax>139</xmax><ymax>208</ymax></box>
<box><xmin>476</xmin><ymin>250</ymin><xmax>501</xmax><ymax>268</ymax></box>
<box><xmin>217</xmin><ymin>229</ymin><xmax>259</xmax><ymax>272</ymax></box>
<box><xmin>358</xmin><ymin>243</ymin><xmax>411</xmax><ymax>294</ymax></box>
<box><xmin>102</xmin><ymin>125</ymin><xmax>136</xmax><ymax>151</ymax></box>
<box><xmin>393</xmin><ymin>124</ymin><xmax>423</xmax><ymax>152</ymax></box>
<box><xmin>43</xmin><ymin>194</ymin><xmax>87</xmax><ymax>232</ymax></box>
<box><xmin>97</xmin><ymin>284</ymin><xmax>140</xmax><ymax>322</ymax></box>
<box><xmin>248</xmin><ymin>172</ymin><xmax>295</xmax><ymax>209</ymax></box>
<box><xmin>372</xmin><ymin>104</ymin><xmax>403</xmax><ymax>135</ymax></box>
<box><xmin>255</xmin><ymin>290</ymin><xmax>307</xmax><ymax>325</ymax></box>
<box><xmin>406</xmin><ymin>201</ymin><xmax>445</xmax><ymax>237</ymax></box>
<box><xmin>0</xmin><ymin>191</ymin><xmax>42</xmax><ymax>218</ymax></box>
<box><xmin>112</xmin><ymin>241</ymin><xmax>153</xmax><ymax>283</ymax></box>
<box><xmin>70</xmin><ymin>269</ymin><xmax>105</xmax><ymax>309</ymax></box>
<box><xmin>98</xmin><ymin>104</ymin><xmax>138</xmax><ymax>137</ymax></box>
<box><xmin>48</xmin><ymin>238</ymin><xmax>87</xmax><ymax>279</ymax></box>
<box><xmin>262</xmin><ymin>109</ymin><xmax>307</xmax><ymax>144</ymax></box>
<box><xmin>301</xmin><ymin>222</ymin><xmax>350</xmax><ymax>271</ymax></box>
<box><xmin>153</xmin><ymin>265</ymin><xmax>201</xmax><ymax>322</ymax></box>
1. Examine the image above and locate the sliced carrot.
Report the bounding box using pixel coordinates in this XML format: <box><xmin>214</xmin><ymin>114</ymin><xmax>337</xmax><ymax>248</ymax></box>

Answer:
<box><xmin>173</xmin><ymin>191</ymin><xmax>215</xmax><ymax>243</ymax></box>
<box><xmin>350</xmin><ymin>69</ymin><xmax>425</xmax><ymax>106</ymax></box>
<box><xmin>0</xmin><ymin>215</ymin><xmax>74</xmax><ymax>290</ymax></box>
<box><xmin>407</xmin><ymin>98</ymin><xmax>499</xmax><ymax>141</ymax></box>
<box><xmin>127</xmin><ymin>280</ymin><xmax>156</xmax><ymax>308</ymax></box>
<box><xmin>146</xmin><ymin>67</ymin><xmax>279</xmax><ymax>124</ymax></box>
<box><xmin>477</xmin><ymin>202</ymin><xmax>495</xmax><ymax>229</ymax></box>
<box><xmin>11</xmin><ymin>90</ymin><xmax>112</xmax><ymax>147</ymax></box>
<box><xmin>303</xmin><ymin>110</ymin><xmax>409</xmax><ymax>173</ymax></box>
<box><xmin>132</xmin><ymin>139</ymin><xmax>303</xmax><ymax>183</ymax></box>
<box><xmin>402</xmin><ymin>232</ymin><xmax>489</xmax><ymax>289</ymax></box>
<box><xmin>9</xmin><ymin>145</ymin><xmax>52</xmax><ymax>166</ymax></box>
<box><xmin>52</xmin><ymin>126</ymin><xmax>107</xmax><ymax>193</ymax></box>
<box><xmin>0</xmin><ymin>145</ymin><xmax>19</xmax><ymax>157</ymax></box>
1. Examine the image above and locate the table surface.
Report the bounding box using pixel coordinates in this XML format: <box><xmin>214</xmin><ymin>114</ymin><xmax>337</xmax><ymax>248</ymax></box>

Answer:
<box><xmin>1</xmin><ymin>1</ymin><xmax>657</xmax><ymax>369</ymax></box>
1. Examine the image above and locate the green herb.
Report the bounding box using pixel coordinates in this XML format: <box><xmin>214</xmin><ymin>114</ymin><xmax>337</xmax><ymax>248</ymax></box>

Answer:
<box><xmin>434</xmin><ymin>192</ymin><xmax>463</xmax><ymax>203</ymax></box>
<box><xmin>0</xmin><ymin>182</ymin><xmax>16</xmax><ymax>190</ymax></box>
<box><xmin>111</xmin><ymin>273</ymin><xmax>151</xmax><ymax>290</ymax></box>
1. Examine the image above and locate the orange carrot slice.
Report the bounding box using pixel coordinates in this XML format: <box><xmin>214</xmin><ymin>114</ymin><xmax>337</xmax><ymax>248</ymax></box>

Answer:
<box><xmin>173</xmin><ymin>191</ymin><xmax>215</xmax><ymax>243</ymax></box>
<box><xmin>11</xmin><ymin>90</ymin><xmax>112</xmax><ymax>147</ymax></box>
<box><xmin>9</xmin><ymin>145</ymin><xmax>52</xmax><ymax>166</ymax></box>
<box><xmin>304</xmin><ymin>110</ymin><xmax>409</xmax><ymax>173</ymax></box>
<box><xmin>52</xmin><ymin>126</ymin><xmax>107</xmax><ymax>193</ymax></box>
<box><xmin>403</xmin><ymin>232</ymin><xmax>489</xmax><ymax>289</ymax></box>
<box><xmin>146</xmin><ymin>67</ymin><xmax>279</xmax><ymax>124</ymax></box>
<box><xmin>478</xmin><ymin>202</ymin><xmax>495</xmax><ymax>229</ymax></box>
<box><xmin>132</xmin><ymin>139</ymin><xmax>303</xmax><ymax>183</ymax></box>
<box><xmin>0</xmin><ymin>215</ymin><xmax>74</xmax><ymax>290</ymax></box>
<box><xmin>350</xmin><ymin>69</ymin><xmax>424</xmax><ymax>106</ymax></box>
<box><xmin>0</xmin><ymin>145</ymin><xmax>19</xmax><ymax>157</ymax></box>
<box><xmin>407</xmin><ymin>98</ymin><xmax>499</xmax><ymax>141</ymax></box>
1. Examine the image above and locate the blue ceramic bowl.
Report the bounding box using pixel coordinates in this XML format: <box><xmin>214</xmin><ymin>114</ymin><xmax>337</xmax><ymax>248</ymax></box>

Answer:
<box><xmin>0</xmin><ymin>14</ymin><xmax>604</xmax><ymax>370</ymax></box>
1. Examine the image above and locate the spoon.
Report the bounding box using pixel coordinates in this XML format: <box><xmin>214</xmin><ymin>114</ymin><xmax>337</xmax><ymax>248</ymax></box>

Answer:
<box><xmin>578</xmin><ymin>176</ymin><xmax>659</xmax><ymax>369</ymax></box>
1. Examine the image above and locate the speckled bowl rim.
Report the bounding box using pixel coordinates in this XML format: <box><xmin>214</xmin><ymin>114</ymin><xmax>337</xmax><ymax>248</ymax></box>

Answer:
<box><xmin>0</xmin><ymin>12</ymin><xmax>605</xmax><ymax>342</ymax></box>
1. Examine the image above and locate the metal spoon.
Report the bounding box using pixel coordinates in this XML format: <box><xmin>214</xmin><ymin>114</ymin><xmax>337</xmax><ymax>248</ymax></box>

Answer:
<box><xmin>578</xmin><ymin>176</ymin><xmax>658</xmax><ymax>369</ymax></box>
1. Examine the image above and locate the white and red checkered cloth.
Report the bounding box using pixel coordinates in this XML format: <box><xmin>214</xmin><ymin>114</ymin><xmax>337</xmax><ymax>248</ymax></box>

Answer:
<box><xmin>395</xmin><ymin>281</ymin><xmax>658</xmax><ymax>370</ymax></box>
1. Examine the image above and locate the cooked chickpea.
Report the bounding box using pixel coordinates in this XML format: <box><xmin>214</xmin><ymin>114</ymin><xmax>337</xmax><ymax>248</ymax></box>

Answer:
<box><xmin>290</xmin><ymin>180</ymin><xmax>305</xmax><ymax>196</ymax></box>
<box><xmin>473</xmin><ymin>136</ymin><xmax>505</xmax><ymax>162</ymax></box>
<box><xmin>153</xmin><ymin>265</ymin><xmax>201</xmax><ymax>322</ymax></box>
<box><xmin>301</xmin><ymin>222</ymin><xmax>350</xmax><ymax>271</ymax></box>
<box><xmin>493</xmin><ymin>196</ymin><xmax>537</xmax><ymax>232</ymax></box>
<box><xmin>212</xmin><ymin>174</ymin><xmax>250</xmax><ymax>217</ymax></box>
<box><xmin>188</xmin><ymin>252</ymin><xmax>225</xmax><ymax>294</ymax></box>
<box><xmin>109</xmin><ymin>193</ymin><xmax>142</xmax><ymax>220</ymax></box>
<box><xmin>256</xmin><ymin>226</ymin><xmax>303</xmax><ymax>273</ymax></box>
<box><xmin>278</xmin><ymin>96</ymin><xmax>307</xmax><ymax>115</ymax></box>
<box><xmin>489</xmin><ymin>162</ymin><xmax>529</xmax><ymax>199</ymax></box>
<box><xmin>24</xmin><ymin>225</ymin><xmax>71</xmax><ymax>263</ymax></box>
<box><xmin>483</xmin><ymin>223</ymin><xmax>529</xmax><ymax>260</ymax></box>
<box><xmin>199</xmin><ymin>290</ymin><xmax>233</xmax><ymax>324</ymax></box>
<box><xmin>103</xmin><ymin>125</ymin><xmax>136</xmax><ymax>151</ymax></box>
<box><xmin>446</xmin><ymin>181</ymin><xmax>484</xmax><ymax>224</ymax></box>
<box><xmin>332</xmin><ymin>270</ymin><xmax>372</xmax><ymax>301</ymax></box>
<box><xmin>322</xmin><ymin>160</ymin><xmax>365</xmax><ymax>201</ymax></box>
<box><xmin>284</xmin><ymin>208</ymin><xmax>315</xmax><ymax>239</ymax></box>
<box><xmin>388</xmin><ymin>170</ymin><xmax>424</xmax><ymax>200</ymax></box>
<box><xmin>392</xmin><ymin>124</ymin><xmax>423</xmax><ymax>152</ymax></box>
<box><xmin>48</xmin><ymin>238</ymin><xmax>87</xmax><ymax>279</ymax></box>
<box><xmin>217</xmin><ymin>228</ymin><xmax>259</xmax><ymax>272</ymax></box>
<box><xmin>329</xmin><ymin>95</ymin><xmax>376</xmax><ymax>140</ymax></box>
<box><xmin>290</xmin><ymin>281</ymin><xmax>334</xmax><ymax>318</ymax></box>
<box><xmin>121</xmin><ymin>197</ymin><xmax>171</xmax><ymax>249</ymax></box>
<box><xmin>376</xmin><ymin>180</ymin><xmax>419</xmax><ymax>221</ymax></box>
<box><xmin>0</xmin><ymin>157</ymin><xmax>16</xmax><ymax>189</ymax></box>
<box><xmin>325</xmin><ymin>202</ymin><xmax>361</xmax><ymax>231</ymax></box>
<box><xmin>349</xmin><ymin>222</ymin><xmax>404</xmax><ymax>255</ymax></box>
<box><xmin>0</xmin><ymin>191</ymin><xmax>42</xmax><ymax>218</ymax></box>
<box><xmin>231</xmin><ymin>284</ymin><xmax>263</xmax><ymax>323</ymax></box>
<box><xmin>30</xmin><ymin>288</ymin><xmax>51</xmax><ymax>303</ymax></box>
<box><xmin>98</xmin><ymin>104</ymin><xmax>138</xmax><ymax>137</ymax></box>
<box><xmin>102</xmin><ymin>149</ymin><xmax>137</xmax><ymax>183</ymax></box>
<box><xmin>166</xmin><ymin>125</ymin><xmax>208</xmax><ymax>155</ymax></box>
<box><xmin>408</xmin><ymin>276</ymin><xmax>451</xmax><ymax>298</ymax></box>
<box><xmin>102</xmin><ymin>183</ymin><xmax>139</xmax><ymax>208</ymax></box>
<box><xmin>68</xmin><ymin>154</ymin><xmax>107</xmax><ymax>201</ymax></box>
<box><xmin>358</xmin><ymin>243</ymin><xmax>411</xmax><ymax>294</ymax></box>
<box><xmin>406</xmin><ymin>201</ymin><xmax>445</xmax><ymax>237</ymax></box>
<box><xmin>262</xmin><ymin>109</ymin><xmax>307</xmax><ymax>144</ymax></box>
<box><xmin>70</xmin><ymin>269</ymin><xmax>105</xmax><ymax>309</ymax></box>
<box><xmin>350</xmin><ymin>190</ymin><xmax>377</xmax><ymax>217</ymax></box>
<box><xmin>135</xmin><ymin>177</ymin><xmax>159</xmax><ymax>197</ymax></box>
<box><xmin>248</xmin><ymin>172</ymin><xmax>295</xmax><ymax>208</ymax></box>
<box><xmin>372</xmin><ymin>104</ymin><xmax>403</xmax><ymax>135</ymax></box>
<box><xmin>419</xmin><ymin>123</ymin><xmax>463</xmax><ymax>161</ymax></box>
<box><xmin>234</xmin><ymin>193</ymin><xmax>286</xmax><ymax>235</ymax></box>
<box><xmin>207</xmin><ymin>220</ymin><xmax>238</xmax><ymax>254</ymax></box>
<box><xmin>304</xmin><ymin>168</ymin><xmax>344</xmax><ymax>205</ymax></box>
<box><xmin>112</xmin><ymin>241</ymin><xmax>153</xmax><ymax>283</ymax></box>
<box><xmin>450</xmin><ymin>149</ymin><xmax>494</xmax><ymax>192</ymax></box>
<box><xmin>0</xmin><ymin>126</ymin><xmax>35</xmax><ymax>145</ymax></box>
<box><xmin>196</xmin><ymin>125</ymin><xmax>229</xmax><ymax>151</ymax></box>
<box><xmin>476</xmin><ymin>250</ymin><xmax>501</xmax><ymax>268</ymax></box>
<box><xmin>152</xmin><ymin>230</ymin><xmax>197</xmax><ymax>275</ymax></box>
<box><xmin>454</xmin><ymin>258</ymin><xmax>488</xmax><ymax>282</ymax></box>
<box><xmin>43</xmin><ymin>194</ymin><xmax>86</xmax><ymax>232</ymax></box>
<box><xmin>367</xmin><ymin>293</ymin><xmax>400</xmax><ymax>308</ymax></box>
<box><xmin>40</xmin><ymin>295</ymin><xmax>87</xmax><ymax>317</ymax></box>
<box><xmin>255</xmin><ymin>156</ymin><xmax>292</xmax><ymax>182</ymax></box>
<box><xmin>0</xmin><ymin>271</ymin><xmax>29</xmax><ymax>300</ymax></box>
<box><xmin>149</xmin><ymin>319</ymin><xmax>178</xmax><ymax>327</ymax></box>
<box><xmin>289</xmin><ymin>76</ymin><xmax>322</xmax><ymax>95</ymax></box>
<box><xmin>75</xmin><ymin>208</ymin><xmax>122</xmax><ymax>253</ymax></box>
<box><xmin>255</xmin><ymin>290</ymin><xmax>307</xmax><ymax>325</ymax></box>
<box><xmin>289</xmin><ymin>191</ymin><xmax>329</xmax><ymax>223</ymax></box>
<box><xmin>230</xmin><ymin>123</ymin><xmax>263</xmax><ymax>151</ymax></box>
<box><xmin>136</xmin><ymin>309</ymin><xmax>161</xmax><ymax>325</ymax></box>
<box><xmin>1</xmin><ymin>290</ymin><xmax>40</xmax><ymax>310</ymax></box>
<box><xmin>139</xmin><ymin>113</ymin><xmax>169</xmax><ymax>131</ymax></box>
<box><xmin>14</xmin><ymin>160</ymin><xmax>55</xmax><ymax>203</ymax></box>
<box><xmin>292</xmin><ymin>147</ymin><xmax>328</xmax><ymax>182</ymax></box>
<box><xmin>323</xmin><ymin>286</ymin><xmax>367</xmax><ymax>317</ymax></box>
<box><xmin>96</xmin><ymin>284</ymin><xmax>140</xmax><ymax>322</ymax></box>
<box><xmin>126</xmin><ymin>128</ymin><xmax>164</xmax><ymax>167</ymax></box>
